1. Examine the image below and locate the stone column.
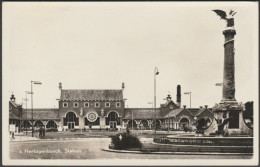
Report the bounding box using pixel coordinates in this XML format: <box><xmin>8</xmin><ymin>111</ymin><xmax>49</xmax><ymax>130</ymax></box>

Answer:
<box><xmin>100</xmin><ymin>117</ymin><xmax>106</xmax><ymax>129</ymax></box>
<box><xmin>221</xmin><ymin>18</ymin><xmax>237</xmax><ymax>103</ymax></box>
<box><xmin>43</xmin><ymin>121</ymin><xmax>48</xmax><ymax>130</ymax></box>
<box><xmin>79</xmin><ymin>117</ymin><xmax>84</xmax><ymax>129</ymax></box>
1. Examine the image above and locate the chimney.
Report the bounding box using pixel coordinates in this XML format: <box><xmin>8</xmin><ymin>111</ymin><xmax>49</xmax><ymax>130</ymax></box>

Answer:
<box><xmin>177</xmin><ymin>85</ymin><xmax>181</xmax><ymax>107</ymax></box>
<box><xmin>59</xmin><ymin>82</ymin><xmax>62</xmax><ymax>90</ymax></box>
<box><xmin>200</xmin><ymin>106</ymin><xmax>203</xmax><ymax>109</ymax></box>
<box><xmin>183</xmin><ymin>105</ymin><xmax>186</xmax><ymax>109</ymax></box>
<box><xmin>205</xmin><ymin>105</ymin><xmax>208</xmax><ymax>109</ymax></box>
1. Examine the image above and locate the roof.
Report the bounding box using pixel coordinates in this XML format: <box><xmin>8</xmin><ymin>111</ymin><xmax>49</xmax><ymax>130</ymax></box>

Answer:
<box><xmin>60</xmin><ymin>89</ymin><xmax>123</xmax><ymax>101</ymax></box>
<box><xmin>160</xmin><ymin>100</ymin><xmax>178</xmax><ymax>108</ymax></box>
<box><xmin>9</xmin><ymin>101</ymin><xmax>22</xmax><ymax>108</ymax></box>
<box><xmin>124</xmin><ymin>108</ymin><xmax>162</xmax><ymax>119</ymax></box>
<box><xmin>9</xmin><ymin>112</ymin><xmax>20</xmax><ymax>120</ymax></box>
<box><xmin>188</xmin><ymin>108</ymin><xmax>213</xmax><ymax>116</ymax></box>
<box><xmin>22</xmin><ymin>108</ymin><xmax>59</xmax><ymax>120</ymax></box>
<box><xmin>163</xmin><ymin>108</ymin><xmax>184</xmax><ymax>118</ymax></box>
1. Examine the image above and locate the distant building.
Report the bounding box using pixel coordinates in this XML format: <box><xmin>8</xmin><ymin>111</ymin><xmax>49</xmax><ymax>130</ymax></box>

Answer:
<box><xmin>9</xmin><ymin>94</ymin><xmax>22</xmax><ymax>132</ymax></box>
<box><xmin>9</xmin><ymin>84</ymin><xmax>216</xmax><ymax>132</ymax></box>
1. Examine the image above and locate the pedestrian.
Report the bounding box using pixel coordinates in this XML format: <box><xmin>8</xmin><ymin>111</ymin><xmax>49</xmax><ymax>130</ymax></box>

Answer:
<box><xmin>39</xmin><ymin>126</ymin><xmax>42</xmax><ymax>138</ymax></box>
<box><xmin>11</xmin><ymin>131</ymin><xmax>15</xmax><ymax>140</ymax></box>
<box><xmin>42</xmin><ymin>127</ymin><xmax>45</xmax><ymax>137</ymax></box>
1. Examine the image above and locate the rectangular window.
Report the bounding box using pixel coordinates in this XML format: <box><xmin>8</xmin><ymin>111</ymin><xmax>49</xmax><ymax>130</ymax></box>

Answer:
<box><xmin>95</xmin><ymin>102</ymin><xmax>100</xmax><ymax>108</ymax></box>
<box><xmin>63</xmin><ymin>102</ymin><xmax>68</xmax><ymax>108</ymax></box>
<box><xmin>74</xmin><ymin>102</ymin><xmax>79</xmax><ymax>108</ymax></box>
<box><xmin>84</xmin><ymin>102</ymin><xmax>89</xmax><ymax>108</ymax></box>
<box><xmin>116</xmin><ymin>102</ymin><xmax>121</xmax><ymax>107</ymax></box>
<box><xmin>105</xmin><ymin>102</ymin><xmax>110</xmax><ymax>108</ymax></box>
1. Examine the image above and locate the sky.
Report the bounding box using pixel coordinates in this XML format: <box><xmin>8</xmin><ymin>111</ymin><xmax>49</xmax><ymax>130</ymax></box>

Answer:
<box><xmin>3</xmin><ymin>2</ymin><xmax>258</xmax><ymax>109</ymax></box>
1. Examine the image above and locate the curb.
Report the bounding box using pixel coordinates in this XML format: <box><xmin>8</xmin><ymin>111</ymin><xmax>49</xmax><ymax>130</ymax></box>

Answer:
<box><xmin>10</xmin><ymin>137</ymin><xmax>108</xmax><ymax>142</ymax></box>
<box><xmin>152</xmin><ymin>142</ymin><xmax>253</xmax><ymax>148</ymax></box>
<box><xmin>102</xmin><ymin>148</ymin><xmax>253</xmax><ymax>155</ymax></box>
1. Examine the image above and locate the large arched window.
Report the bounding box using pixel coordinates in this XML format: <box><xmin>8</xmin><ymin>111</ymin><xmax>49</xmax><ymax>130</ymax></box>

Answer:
<box><xmin>106</xmin><ymin>112</ymin><xmax>120</xmax><ymax>125</ymax></box>
<box><xmin>63</xmin><ymin>112</ymin><xmax>79</xmax><ymax>126</ymax></box>
<box><xmin>46</xmin><ymin>120</ymin><xmax>57</xmax><ymax>128</ymax></box>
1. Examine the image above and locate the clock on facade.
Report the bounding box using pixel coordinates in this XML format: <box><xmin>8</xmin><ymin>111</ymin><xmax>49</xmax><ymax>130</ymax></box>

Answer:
<box><xmin>169</xmin><ymin>105</ymin><xmax>174</xmax><ymax>109</ymax></box>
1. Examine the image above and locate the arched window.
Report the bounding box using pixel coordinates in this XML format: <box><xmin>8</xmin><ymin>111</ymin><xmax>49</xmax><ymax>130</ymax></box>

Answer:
<box><xmin>63</xmin><ymin>112</ymin><xmax>79</xmax><ymax>126</ymax></box>
<box><xmin>140</xmin><ymin>120</ymin><xmax>149</xmax><ymax>129</ymax></box>
<box><xmin>151</xmin><ymin>119</ymin><xmax>161</xmax><ymax>129</ymax></box>
<box><xmin>35</xmin><ymin>120</ymin><xmax>43</xmax><ymax>127</ymax></box>
<box><xmin>46</xmin><ymin>120</ymin><xmax>57</xmax><ymax>128</ymax></box>
<box><xmin>180</xmin><ymin>118</ymin><xmax>189</xmax><ymax>129</ymax></box>
<box><xmin>127</xmin><ymin>120</ymin><xmax>137</xmax><ymax>129</ymax></box>
<box><xmin>23</xmin><ymin>120</ymin><xmax>31</xmax><ymax>128</ymax></box>
<box><xmin>106</xmin><ymin>112</ymin><xmax>120</xmax><ymax>125</ymax></box>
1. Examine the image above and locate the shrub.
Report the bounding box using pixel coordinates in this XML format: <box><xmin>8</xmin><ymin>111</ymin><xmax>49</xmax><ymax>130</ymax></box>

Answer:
<box><xmin>111</xmin><ymin>132</ymin><xmax>142</xmax><ymax>150</ymax></box>
<box><xmin>183</xmin><ymin>126</ymin><xmax>188</xmax><ymax>132</ymax></box>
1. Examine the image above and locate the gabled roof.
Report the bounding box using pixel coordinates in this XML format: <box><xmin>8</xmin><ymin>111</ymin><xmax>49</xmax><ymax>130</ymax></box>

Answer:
<box><xmin>188</xmin><ymin>108</ymin><xmax>213</xmax><ymax>116</ymax></box>
<box><xmin>163</xmin><ymin>108</ymin><xmax>184</xmax><ymax>118</ymax></box>
<box><xmin>60</xmin><ymin>89</ymin><xmax>123</xmax><ymax>101</ymax></box>
<box><xmin>9</xmin><ymin>112</ymin><xmax>20</xmax><ymax>120</ymax></box>
<box><xmin>22</xmin><ymin>108</ymin><xmax>59</xmax><ymax>120</ymax></box>
<box><xmin>9</xmin><ymin>101</ymin><xmax>22</xmax><ymax>108</ymax></box>
<box><xmin>160</xmin><ymin>100</ymin><xmax>178</xmax><ymax>108</ymax></box>
<box><xmin>124</xmin><ymin>108</ymin><xmax>162</xmax><ymax>119</ymax></box>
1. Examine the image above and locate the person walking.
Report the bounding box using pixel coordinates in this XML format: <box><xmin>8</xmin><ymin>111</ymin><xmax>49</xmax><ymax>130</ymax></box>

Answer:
<box><xmin>39</xmin><ymin>126</ymin><xmax>42</xmax><ymax>138</ymax></box>
<box><xmin>11</xmin><ymin>131</ymin><xmax>15</xmax><ymax>140</ymax></box>
<box><xmin>42</xmin><ymin>126</ymin><xmax>45</xmax><ymax>137</ymax></box>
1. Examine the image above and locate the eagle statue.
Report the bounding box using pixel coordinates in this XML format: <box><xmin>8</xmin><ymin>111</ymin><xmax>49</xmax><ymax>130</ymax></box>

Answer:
<box><xmin>213</xmin><ymin>9</ymin><xmax>237</xmax><ymax>27</ymax></box>
<box><xmin>215</xmin><ymin>116</ymin><xmax>233</xmax><ymax>135</ymax></box>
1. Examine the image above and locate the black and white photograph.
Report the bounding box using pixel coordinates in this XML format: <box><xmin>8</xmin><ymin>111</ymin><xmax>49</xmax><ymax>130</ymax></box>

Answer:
<box><xmin>2</xmin><ymin>1</ymin><xmax>258</xmax><ymax>166</ymax></box>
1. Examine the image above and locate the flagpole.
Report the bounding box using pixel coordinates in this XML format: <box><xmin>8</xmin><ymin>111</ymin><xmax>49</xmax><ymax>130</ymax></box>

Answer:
<box><xmin>190</xmin><ymin>92</ymin><xmax>191</xmax><ymax>108</ymax></box>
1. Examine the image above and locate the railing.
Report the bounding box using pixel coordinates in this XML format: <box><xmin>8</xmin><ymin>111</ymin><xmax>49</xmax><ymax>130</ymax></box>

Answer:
<box><xmin>153</xmin><ymin>136</ymin><xmax>253</xmax><ymax>146</ymax></box>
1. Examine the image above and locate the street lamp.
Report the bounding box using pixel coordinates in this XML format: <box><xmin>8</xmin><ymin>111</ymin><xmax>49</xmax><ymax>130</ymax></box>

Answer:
<box><xmin>184</xmin><ymin>92</ymin><xmax>191</xmax><ymax>108</ymax></box>
<box><xmin>23</xmin><ymin>91</ymin><xmax>31</xmax><ymax>135</ymax></box>
<box><xmin>148</xmin><ymin>102</ymin><xmax>153</xmax><ymax>108</ymax></box>
<box><xmin>154</xmin><ymin>67</ymin><xmax>159</xmax><ymax>135</ymax></box>
<box><xmin>30</xmin><ymin>81</ymin><xmax>42</xmax><ymax>137</ymax></box>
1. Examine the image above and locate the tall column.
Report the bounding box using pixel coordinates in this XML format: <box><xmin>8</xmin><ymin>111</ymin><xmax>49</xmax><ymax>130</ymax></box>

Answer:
<box><xmin>221</xmin><ymin>20</ymin><xmax>237</xmax><ymax>103</ymax></box>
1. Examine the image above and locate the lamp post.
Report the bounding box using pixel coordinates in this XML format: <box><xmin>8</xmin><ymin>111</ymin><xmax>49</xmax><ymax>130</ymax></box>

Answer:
<box><xmin>184</xmin><ymin>92</ymin><xmax>191</xmax><ymax>108</ymax></box>
<box><xmin>154</xmin><ymin>67</ymin><xmax>159</xmax><ymax>134</ymax></box>
<box><xmin>30</xmin><ymin>81</ymin><xmax>42</xmax><ymax>137</ymax></box>
<box><xmin>132</xmin><ymin>110</ymin><xmax>133</xmax><ymax>131</ymax></box>
<box><xmin>23</xmin><ymin>91</ymin><xmax>30</xmax><ymax>135</ymax></box>
<box><xmin>148</xmin><ymin>102</ymin><xmax>153</xmax><ymax>108</ymax></box>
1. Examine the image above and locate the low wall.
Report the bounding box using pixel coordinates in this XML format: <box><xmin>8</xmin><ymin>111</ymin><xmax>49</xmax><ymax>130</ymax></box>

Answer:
<box><xmin>154</xmin><ymin>136</ymin><xmax>253</xmax><ymax>146</ymax></box>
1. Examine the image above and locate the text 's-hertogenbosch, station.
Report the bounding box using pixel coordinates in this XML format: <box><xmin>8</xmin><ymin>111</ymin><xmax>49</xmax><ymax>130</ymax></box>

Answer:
<box><xmin>9</xmin><ymin>83</ymin><xmax>215</xmax><ymax>132</ymax></box>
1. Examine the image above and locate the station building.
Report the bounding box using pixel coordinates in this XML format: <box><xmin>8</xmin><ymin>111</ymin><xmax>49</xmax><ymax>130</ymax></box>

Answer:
<box><xmin>9</xmin><ymin>83</ymin><xmax>215</xmax><ymax>132</ymax></box>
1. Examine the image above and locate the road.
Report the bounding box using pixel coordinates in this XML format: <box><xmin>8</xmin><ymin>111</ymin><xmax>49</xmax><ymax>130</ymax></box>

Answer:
<box><xmin>10</xmin><ymin>138</ymin><xmax>252</xmax><ymax>159</ymax></box>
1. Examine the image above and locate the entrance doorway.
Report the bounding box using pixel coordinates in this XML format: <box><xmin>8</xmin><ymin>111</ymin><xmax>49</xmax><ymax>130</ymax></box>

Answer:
<box><xmin>68</xmin><ymin>122</ymin><xmax>75</xmax><ymax>129</ymax></box>
<box><xmin>109</xmin><ymin>121</ymin><xmax>117</xmax><ymax>130</ymax></box>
